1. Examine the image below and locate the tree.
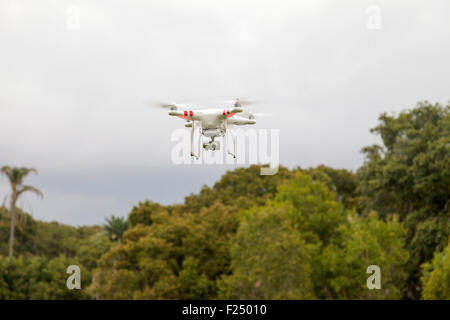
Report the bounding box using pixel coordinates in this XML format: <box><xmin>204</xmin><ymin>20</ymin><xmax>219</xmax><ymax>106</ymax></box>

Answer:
<box><xmin>275</xmin><ymin>171</ymin><xmax>347</xmax><ymax>246</ymax></box>
<box><xmin>357</xmin><ymin>101</ymin><xmax>449</xmax><ymax>298</ymax></box>
<box><xmin>184</xmin><ymin>165</ymin><xmax>295</xmax><ymax>213</ymax></box>
<box><xmin>89</xmin><ymin>202</ymin><xmax>237</xmax><ymax>299</ymax></box>
<box><xmin>421</xmin><ymin>241</ymin><xmax>450</xmax><ymax>299</ymax></box>
<box><xmin>128</xmin><ymin>200</ymin><xmax>184</xmax><ymax>227</ymax></box>
<box><xmin>358</xmin><ymin>102</ymin><xmax>449</xmax><ymax>218</ymax></box>
<box><xmin>0</xmin><ymin>255</ymin><xmax>90</xmax><ymax>299</ymax></box>
<box><xmin>303</xmin><ymin>165</ymin><xmax>360</xmax><ymax>211</ymax></box>
<box><xmin>320</xmin><ymin>212</ymin><xmax>409</xmax><ymax>299</ymax></box>
<box><xmin>246</xmin><ymin>172</ymin><xmax>409</xmax><ymax>299</ymax></box>
<box><xmin>1</xmin><ymin>166</ymin><xmax>43</xmax><ymax>257</ymax></box>
<box><xmin>218</xmin><ymin>204</ymin><xmax>315</xmax><ymax>299</ymax></box>
<box><xmin>74</xmin><ymin>229</ymin><xmax>112</xmax><ymax>271</ymax></box>
<box><xmin>103</xmin><ymin>215</ymin><xmax>128</xmax><ymax>242</ymax></box>
<box><xmin>0</xmin><ymin>206</ymin><xmax>37</xmax><ymax>257</ymax></box>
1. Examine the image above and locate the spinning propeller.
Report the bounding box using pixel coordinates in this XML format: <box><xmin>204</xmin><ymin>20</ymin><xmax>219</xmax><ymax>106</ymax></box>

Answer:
<box><xmin>219</xmin><ymin>98</ymin><xmax>271</xmax><ymax>120</ymax></box>
<box><xmin>150</xmin><ymin>101</ymin><xmax>196</xmax><ymax>111</ymax></box>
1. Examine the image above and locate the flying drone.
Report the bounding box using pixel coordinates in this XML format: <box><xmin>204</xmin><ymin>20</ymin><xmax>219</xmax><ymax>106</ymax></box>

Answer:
<box><xmin>156</xmin><ymin>98</ymin><xmax>265</xmax><ymax>159</ymax></box>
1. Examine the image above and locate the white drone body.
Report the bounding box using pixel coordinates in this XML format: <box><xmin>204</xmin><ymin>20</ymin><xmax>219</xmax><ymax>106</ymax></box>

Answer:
<box><xmin>162</xmin><ymin>99</ymin><xmax>258</xmax><ymax>159</ymax></box>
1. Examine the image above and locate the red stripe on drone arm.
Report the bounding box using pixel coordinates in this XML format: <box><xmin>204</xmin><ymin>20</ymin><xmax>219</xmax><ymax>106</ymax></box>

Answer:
<box><xmin>177</xmin><ymin>115</ymin><xmax>191</xmax><ymax>120</ymax></box>
<box><xmin>226</xmin><ymin>112</ymin><xmax>236</xmax><ymax>118</ymax></box>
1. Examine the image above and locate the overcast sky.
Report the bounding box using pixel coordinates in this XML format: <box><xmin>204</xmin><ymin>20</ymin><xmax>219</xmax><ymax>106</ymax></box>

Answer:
<box><xmin>0</xmin><ymin>0</ymin><xmax>449</xmax><ymax>225</ymax></box>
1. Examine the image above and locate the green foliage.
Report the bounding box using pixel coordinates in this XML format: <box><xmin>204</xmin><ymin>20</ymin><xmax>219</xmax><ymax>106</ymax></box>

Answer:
<box><xmin>421</xmin><ymin>241</ymin><xmax>450</xmax><ymax>299</ymax></box>
<box><xmin>275</xmin><ymin>171</ymin><xmax>347</xmax><ymax>245</ymax></box>
<box><xmin>0</xmin><ymin>207</ymin><xmax>37</xmax><ymax>256</ymax></box>
<box><xmin>89</xmin><ymin>202</ymin><xmax>237</xmax><ymax>299</ymax></box>
<box><xmin>1</xmin><ymin>166</ymin><xmax>43</xmax><ymax>257</ymax></box>
<box><xmin>74</xmin><ymin>229</ymin><xmax>111</xmax><ymax>271</ymax></box>
<box><xmin>406</xmin><ymin>211</ymin><xmax>449</xmax><ymax>269</ymax></box>
<box><xmin>0</xmin><ymin>255</ymin><xmax>91</xmax><ymax>299</ymax></box>
<box><xmin>320</xmin><ymin>212</ymin><xmax>409</xmax><ymax>299</ymax></box>
<box><xmin>357</xmin><ymin>101</ymin><xmax>450</xmax><ymax>298</ymax></box>
<box><xmin>104</xmin><ymin>215</ymin><xmax>129</xmax><ymax>241</ymax></box>
<box><xmin>30</xmin><ymin>221</ymin><xmax>84</xmax><ymax>258</ymax></box>
<box><xmin>128</xmin><ymin>200</ymin><xmax>184</xmax><ymax>226</ymax></box>
<box><xmin>216</xmin><ymin>171</ymin><xmax>410</xmax><ymax>300</ymax></box>
<box><xmin>1</xmin><ymin>207</ymin><xmax>102</xmax><ymax>260</ymax></box>
<box><xmin>303</xmin><ymin>165</ymin><xmax>360</xmax><ymax>210</ymax></box>
<box><xmin>358</xmin><ymin>102</ymin><xmax>449</xmax><ymax>218</ymax></box>
<box><xmin>184</xmin><ymin>165</ymin><xmax>295</xmax><ymax>212</ymax></box>
<box><xmin>0</xmin><ymin>207</ymin><xmax>112</xmax><ymax>298</ymax></box>
<box><xmin>218</xmin><ymin>204</ymin><xmax>315</xmax><ymax>299</ymax></box>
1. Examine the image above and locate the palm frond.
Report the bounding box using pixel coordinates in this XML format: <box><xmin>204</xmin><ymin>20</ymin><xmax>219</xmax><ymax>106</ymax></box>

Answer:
<box><xmin>0</xmin><ymin>166</ymin><xmax>13</xmax><ymax>180</ymax></box>
<box><xmin>15</xmin><ymin>168</ymin><xmax>38</xmax><ymax>185</ymax></box>
<box><xmin>17</xmin><ymin>185</ymin><xmax>44</xmax><ymax>199</ymax></box>
<box><xmin>104</xmin><ymin>215</ymin><xmax>129</xmax><ymax>241</ymax></box>
<box><xmin>1</xmin><ymin>166</ymin><xmax>38</xmax><ymax>185</ymax></box>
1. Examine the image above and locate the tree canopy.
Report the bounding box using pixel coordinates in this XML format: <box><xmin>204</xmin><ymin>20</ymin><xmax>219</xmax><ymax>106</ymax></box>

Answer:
<box><xmin>0</xmin><ymin>101</ymin><xmax>448</xmax><ymax>300</ymax></box>
<box><xmin>357</xmin><ymin>101</ymin><xmax>449</xmax><ymax>298</ymax></box>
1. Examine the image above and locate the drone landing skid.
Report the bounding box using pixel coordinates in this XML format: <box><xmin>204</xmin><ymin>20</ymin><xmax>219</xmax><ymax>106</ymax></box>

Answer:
<box><xmin>190</xmin><ymin>121</ymin><xmax>201</xmax><ymax>160</ymax></box>
<box><xmin>190</xmin><ymin>122</ymin><xmax>237</xmax><ymax>159</ymax></box>
<box><xmin>226</xmin><ymin>129</ymin><xmax>237</xmax><ymax>159</ymax></box>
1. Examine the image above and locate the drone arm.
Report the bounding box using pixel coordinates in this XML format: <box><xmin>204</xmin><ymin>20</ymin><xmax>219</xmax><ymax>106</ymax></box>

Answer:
<box><xmin>228</xmin><ymin>116</ymin><xmax>256</xmax><ymax>125</ymax></box>
<box><xmin>168</xmin><ymin>111</ymin><xmax>185</xmax><ymax>117</ymax></box>
<box><xmin>230</xmin><ymin>107</ymin><xmax>243</xmax><ymax>114</ymax></box>
<box><xmin>169</xmin><ymin>111</ymin><xmax>200</xmax><ymax>121</ymax></box>
<box><xmin>219</xmin><ymin>107</ymin><xmax>244</xmax><ymax>120</ymax></box>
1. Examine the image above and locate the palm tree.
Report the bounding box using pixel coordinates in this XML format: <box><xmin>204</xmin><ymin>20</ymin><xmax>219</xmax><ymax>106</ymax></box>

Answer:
<box><xmin>1</xmin><ymin>166</ymin><xmax>43</xmax><ymax>257</ymax></box>
<box><xmin>104</xmin><ymin>215</ymin><xmax>128</xmax><ymax>242</ymax></box>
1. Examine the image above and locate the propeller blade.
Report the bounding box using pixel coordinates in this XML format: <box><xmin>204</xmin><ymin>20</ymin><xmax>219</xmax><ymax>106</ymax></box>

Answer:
<box><xmin>241</xmin><ymin>111</ymin><xmax>272</xmax><ymax>119</ymax></box>
<box><xmin>218</xmin><ymin>98</ymin><xmax>259</xmax><ymax>107</ymax></box>
<box><xmin>146</xmin><ymin>100</ymin><xmax>197</xmax><ymax>111</ymax></box>
<box><xmin>252</xmin><ymin>112</ymin><xmax>272</xmax><ymax>118</ymax></box>
<box><xmin>144</xmin><ymin>101</ymin><xmax>177</xmax><ymax>110</ymax></box>
<box><xmin>157</xmin><ymin>103</ymin><xmax>178</xmax><ymax>110</ymax></box>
